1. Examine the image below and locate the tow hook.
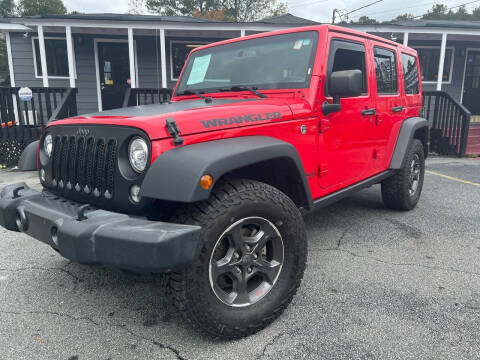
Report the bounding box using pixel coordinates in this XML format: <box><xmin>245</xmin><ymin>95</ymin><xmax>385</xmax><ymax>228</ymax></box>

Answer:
<box><xmin>165</xmin><ymin>118</ymin><xmax>184</xmax><ymax>146</ymax></box>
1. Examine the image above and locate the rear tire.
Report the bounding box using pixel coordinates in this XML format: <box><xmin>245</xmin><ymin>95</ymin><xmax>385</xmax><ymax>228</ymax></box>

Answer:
<box><xmin>381</xmin><ymin>139</ymin><xmax>425</xmax><ymax>210</ymax></box>
<box><xmin>169</xmin><ymin>179</ymin><xmax>307</xmax><ymax>339</ymax></box>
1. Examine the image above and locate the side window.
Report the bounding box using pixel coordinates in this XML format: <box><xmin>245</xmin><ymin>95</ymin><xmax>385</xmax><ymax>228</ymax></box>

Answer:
<box><xmin>374</xmin><ymin>47</ymin><xmax>398</xmax><ymax>94</ymax></box>
<box><xmin>327</xmin><ymin>40</ymin><xmax>367</xmax><ymax>95</ymax></box>
<box><xmin>401</xmin><ymin>53</ymin><xmax>420</xmax><ymax>94</ymax></box>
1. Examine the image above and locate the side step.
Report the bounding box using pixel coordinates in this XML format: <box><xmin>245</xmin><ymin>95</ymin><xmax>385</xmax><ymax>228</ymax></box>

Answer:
<box><xmin>309</xmin><ymin>170</ymin><xmax>394</xmax><ymax>212</ymax></box>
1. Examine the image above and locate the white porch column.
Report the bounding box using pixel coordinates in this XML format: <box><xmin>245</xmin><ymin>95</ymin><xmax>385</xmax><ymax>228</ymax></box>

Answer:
<box><xmin>5</xmin><ymin>32</ymin><xmax>15</xmax><ymax>87</ymax></box>
<box><xmin>403</xmin><ymin>32</ymin><xmax>409</xmax><ymax>46</ymax></box>
<box><xmin>65</xmin><ymin>26</ymin><xmax>75</xmax><ymax>88</ymax></box>
<box><xmin>37</xmin><ymin>25</ymin><xmax>49</xmax><ymax>87</ymax></box>
<box><xmin>437</xmin><ymin>33</ymin><xmax>447</xmax><ymax>91</ymax></box>
<box><xmin>5</xmin><ymin>31</ymin><xmax>18</xmax><ymax>122</ymax></box>
<box><xmin>128</xmin><ymin>27</ymin><xmax>137</xmax><ymax>88</ymax></box>
<box><xmin>240</xmin><ymin>29</ymin><xmax>245</xmax><ymax>37</ymax></box>
<box><xmin>160</xmin><ymin>28</ymin><xmax>167</xmax><ymax>89</ymax></box>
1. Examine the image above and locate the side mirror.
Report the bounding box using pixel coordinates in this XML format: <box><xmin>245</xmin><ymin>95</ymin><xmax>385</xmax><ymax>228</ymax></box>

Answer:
<box><xmin>322</xmin><ymin>70</ymin><xmax>363</xmax><ymax>116</ymax></box>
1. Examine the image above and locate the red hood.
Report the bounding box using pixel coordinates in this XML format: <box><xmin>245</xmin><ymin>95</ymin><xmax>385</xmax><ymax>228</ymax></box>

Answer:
<box><xmin>49</xmin><ymin>97</ymin><xmax>305</xmax><ymax>140</ymax></box>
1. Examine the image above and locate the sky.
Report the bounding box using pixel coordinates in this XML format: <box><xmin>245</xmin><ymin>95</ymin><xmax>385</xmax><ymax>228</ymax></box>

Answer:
<box><xmin>62</xmin><ymin>0</ymin><xmax>480</xmax><ymax>23</ymax></box>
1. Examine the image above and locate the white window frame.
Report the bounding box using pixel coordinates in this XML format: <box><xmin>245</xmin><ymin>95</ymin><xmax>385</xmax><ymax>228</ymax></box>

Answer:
<box><xmin>32</xmin><ymin>36</ymin><xmax>77</xmax><ymax>80</ymax></box>
<box><xmin>413</xmin><ymin>45</ymin><xmax>455</xmax><ymax>85</ymax></box>
<box><xmin>169</xmin><ymin>40</ymin><xmax>209</xmax><ymax>81</ymax></box>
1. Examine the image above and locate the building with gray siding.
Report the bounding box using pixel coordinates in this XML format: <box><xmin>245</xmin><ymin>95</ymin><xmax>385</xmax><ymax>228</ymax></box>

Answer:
<box><xmin>0</xmin><ymin>13</ymin><xmax>315</xmax><ymax>115</ymax></box>
<box><xmin>1</xmin><ymin>14</ymin><xmax>480</xmax><ymax>121</ymax></box>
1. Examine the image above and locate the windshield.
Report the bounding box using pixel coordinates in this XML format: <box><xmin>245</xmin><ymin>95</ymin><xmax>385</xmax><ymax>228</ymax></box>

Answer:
<box><xmin>175</xmin><ymin>31</ymin><xmax>318</xmax><ymax>94</ymax></box>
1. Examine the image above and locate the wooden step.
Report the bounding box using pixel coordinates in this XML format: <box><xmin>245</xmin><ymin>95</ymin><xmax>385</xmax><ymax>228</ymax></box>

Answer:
<box><xmin>468</xmin><ymin>127</ymin><xmax>480</xmax><ymax>136</ymax></box>
<box><xmin>466</xmin><ymin>143</ymin><xmax>480</xmax><ymax>155</ymax></box>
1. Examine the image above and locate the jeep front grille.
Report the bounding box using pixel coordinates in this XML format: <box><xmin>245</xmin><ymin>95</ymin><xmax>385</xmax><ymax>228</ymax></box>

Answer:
<box><xmin>51</xmin><ymin>135</ymin><xmax>117</xmax><ymax>199</ymax></box>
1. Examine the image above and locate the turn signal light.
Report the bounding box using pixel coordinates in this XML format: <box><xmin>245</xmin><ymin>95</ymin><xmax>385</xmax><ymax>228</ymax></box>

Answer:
<box><xmin>200</xmin><ymin>174</ymin><xmax>213</xmax><ymax>190</ymax></box>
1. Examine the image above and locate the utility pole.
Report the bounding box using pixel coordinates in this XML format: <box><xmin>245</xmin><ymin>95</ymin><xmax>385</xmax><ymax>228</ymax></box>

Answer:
<box><xmin>332</xmin><ymin>9</ymin><xmax>348</xmax><ymax>24</ymax></box>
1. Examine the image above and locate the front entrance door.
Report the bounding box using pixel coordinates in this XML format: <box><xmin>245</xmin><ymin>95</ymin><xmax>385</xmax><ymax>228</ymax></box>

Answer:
<box><xmin>97</xmin><ymin>41</ymin><xmax>131</xmax><ymax>111</ymax></box>
<box><xmin>462</xmin><ymin>50</ymin><xmax>480</xmax><ymax>114</ymax></box>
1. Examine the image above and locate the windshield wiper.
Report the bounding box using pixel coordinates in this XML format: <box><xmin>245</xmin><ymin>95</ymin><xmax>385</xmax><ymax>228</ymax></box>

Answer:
<box><xmin>218</xmin><ymin>86</ymin><xmax>268</xmax><ymax>98</ymax></box>
<box><xmin>177</xmin><ymin>90</ymin><xmax>212</xmax><ymax>103</ymax></box>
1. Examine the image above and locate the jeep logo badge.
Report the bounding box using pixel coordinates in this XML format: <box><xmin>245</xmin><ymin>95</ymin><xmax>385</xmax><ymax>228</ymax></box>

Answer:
<box><xmin>76</xmin><ymin>128</ymin><xmax>90</xmax><ymax>136</ymax></box>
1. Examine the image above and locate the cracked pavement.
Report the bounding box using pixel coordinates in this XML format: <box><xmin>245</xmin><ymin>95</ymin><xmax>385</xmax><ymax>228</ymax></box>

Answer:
<box><xmin>0</xmin><ymin>157</ymin><xmax>479</xmax><ymax>359</ymax></box>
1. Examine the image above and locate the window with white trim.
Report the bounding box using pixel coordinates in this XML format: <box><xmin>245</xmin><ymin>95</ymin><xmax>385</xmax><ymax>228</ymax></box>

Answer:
<box><xmin>170</xmin><ymin>41</ymin><xmax>208</xmax><ymax>81</ymax></box>
<box><xmin>414</xmin><ymin>47</ymin><xmax>453</xmax><ymax>83</ymax></box>
<box><xmin>33</xmin><ymin>37</ymin><xmax>76</xmax><ymax>78</ymax></box>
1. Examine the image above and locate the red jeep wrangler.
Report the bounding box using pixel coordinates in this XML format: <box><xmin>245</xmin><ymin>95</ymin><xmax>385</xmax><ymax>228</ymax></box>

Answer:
<box><xmin>0</xmin><ymin>25</ymin><xmax>427</xmax><ymax>338</ymax></box>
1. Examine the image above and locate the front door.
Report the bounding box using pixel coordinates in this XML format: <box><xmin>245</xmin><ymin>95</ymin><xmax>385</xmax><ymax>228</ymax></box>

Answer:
<box><xmin>318</xmin><ymin>37</ymin><xmax>375</xmax><ymax>192</ymax></box>
<box><xmin>462</xmin><ymin>50</ymin><xmax>480</xmax><ymax>115</ymax></box>
<box><xmin>97</xmin><ymin>42</ymin><xmax>131</xmax><ymax>111</ymax></box>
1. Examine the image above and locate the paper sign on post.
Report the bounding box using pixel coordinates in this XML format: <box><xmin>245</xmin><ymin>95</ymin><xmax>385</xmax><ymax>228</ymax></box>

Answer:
<box><xmin>187</xmin><ymin>54</ymin><xmax>212</xmax><ymax>85</ymax></box>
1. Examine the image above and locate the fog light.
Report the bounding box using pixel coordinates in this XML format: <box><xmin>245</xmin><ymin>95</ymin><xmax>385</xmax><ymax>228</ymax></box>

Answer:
<box><xmin>130</xmin><ymin>185</ymin><xmax>141</xmax><ymax>203</ymax></box>
<box><xmin>40</xmin><ymin>168</ymin><xmax>46</xmax><ymax>182</ymax></box>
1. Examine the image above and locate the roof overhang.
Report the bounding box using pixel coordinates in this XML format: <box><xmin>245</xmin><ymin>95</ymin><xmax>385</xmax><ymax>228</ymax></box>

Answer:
<box><xmin>0</xmin><ymin>23</ymin><xmax>31</xmax><ymax>31</ymax></box>
<box><xmin>348</xmin><ymin>24</ymin><xmax>480</xmax><ymax>36</ymax></box>
<box><xmin>5</xmin><ymin>17</ymin><xmax>306</xmax><ymax>32</ymax></box>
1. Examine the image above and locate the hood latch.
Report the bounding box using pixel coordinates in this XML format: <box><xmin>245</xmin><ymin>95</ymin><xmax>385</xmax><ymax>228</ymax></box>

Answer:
<box><xmin>165</xmin><ymin>118</ymin><xmax>184</xmax><ymax>146</ymax></box>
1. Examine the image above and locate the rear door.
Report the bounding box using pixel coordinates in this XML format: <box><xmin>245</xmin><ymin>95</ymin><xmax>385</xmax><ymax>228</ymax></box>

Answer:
<box><xmin>318</xmin><ymin>35</ymin><xmax>376</xmax><ymax>191</ymax></box>
<box><xmin>370</xmin><ymin>42</ymin><xmax>403</xmax><ymax>170</ymax></box>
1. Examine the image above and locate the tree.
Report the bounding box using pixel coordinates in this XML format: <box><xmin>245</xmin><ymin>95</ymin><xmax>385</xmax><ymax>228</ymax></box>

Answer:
<box><xmin>422</xmin><ymin>4</ymin><xmax>448</xmax><ymax>19</ymax></box>
<box><xmin>146</xmin><ymin>0</ymin><xmax>220</xmax><ymax>17</ymax></box>
<box><xmin>129</xmin><ymin>0</ymin><xmax>146</xmax><ymax>14</ymax></box>
<box><xmin>192</xmin><ymin>8</ymin><xmax>227</xmax><ymax>20</ymax></box>
<box><xmin>354</xmin><ymin>15</ymin><xmax>378</xmax><ymax>24</ymax></box>
<box><xmin>471</xmin><ymin>6</ymin><xmax>480</xmax><ymax>20</ymax></box>
<box><xmin>146</xmin><ymin>0</ymin><xmax>287</xmax><ymax>21</ymax></box>
<box><xmin>221</xmin><ymin>0</ymin><xmax>288</xmax><ymax>22</ymax></box>
<box><xmin>0</xmin><ymin>0</ymin><xmax>16</xmax><ymax>17</ymax></box>
<box><xmin>391</xmin><ymin>13</ymin><xmax>414</xmax><ymax>22</ymax></box>
<box><xmin>453</xmin><ymin>5</ymin><xmax>470</xmax><ymax>20</ymax></box>
<box><xmin>18</xmin><ymin>0</ymin><xmax>67</xmax><ymax>16</ymax></box>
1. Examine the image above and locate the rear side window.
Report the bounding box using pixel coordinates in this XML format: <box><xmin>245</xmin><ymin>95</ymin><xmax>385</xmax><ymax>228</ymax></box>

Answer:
<box><xmin>401</xmin><ymin>53</ymin><xmax>420</xmax><ymax>94</ymax></box>
<box><xmin>327</xmin><ymin>40</ymin><xmax>367</xmax><ymax>95</ymax></box>
<box><xmin>374</xmin><ymin>47</ymin><xmax>398</xmax><ymax>94</ymax></box>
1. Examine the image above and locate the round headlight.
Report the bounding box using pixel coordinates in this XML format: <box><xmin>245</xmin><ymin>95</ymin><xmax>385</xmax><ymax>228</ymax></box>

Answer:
<box><xmin>44</xmin><ymin>134</ymin><xmax>53</xmax><ymax>157</ymax></box>
<box><xmin>128</xmin><ymin>137</ymin><xmax>148</xmax><ymax>173</ymax></box>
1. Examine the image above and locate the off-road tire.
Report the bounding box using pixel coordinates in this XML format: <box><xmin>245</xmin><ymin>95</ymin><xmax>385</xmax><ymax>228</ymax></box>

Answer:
<box><xmin>381</xmin><ymin>139</ymin><xmax>425</xmax><ymax>210</ymax></box>
<box><xmin>169</xmin><ymin>179</ymin><xmax>307</xmax><ymax>339</ymax></box>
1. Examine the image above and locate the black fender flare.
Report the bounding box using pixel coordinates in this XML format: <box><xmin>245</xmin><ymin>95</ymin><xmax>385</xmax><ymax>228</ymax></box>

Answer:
<box><xmin>389</xmin><ymin>117</ymin><xmax>428</xmax><ymax>169</ymax></box>
<box><xmin>18</xmin><ymin>140</ymin><xmax>39</xmax><ymax>171</ymax></box>
<box><xmin>140</xmin><ymin>136</ymin><xmax>313</xmax><ymax>208</ymax></box>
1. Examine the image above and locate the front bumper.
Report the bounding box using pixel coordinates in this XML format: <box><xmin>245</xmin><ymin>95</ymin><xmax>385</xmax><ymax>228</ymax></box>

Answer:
<box><xmin>0</xmin><ymin>183</ymin><xmax>201</xmax><ymax>272</ymax></box>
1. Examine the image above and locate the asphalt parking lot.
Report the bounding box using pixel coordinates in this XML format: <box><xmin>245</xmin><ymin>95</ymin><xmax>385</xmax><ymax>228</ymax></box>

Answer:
<box><xmin>0</xmin><ymin>156</ymin><xmax>479</xmax><ymax>360</ymax></box>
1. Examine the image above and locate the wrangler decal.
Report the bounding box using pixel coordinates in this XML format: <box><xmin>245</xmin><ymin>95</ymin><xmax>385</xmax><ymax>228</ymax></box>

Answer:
<box><xmin>200</xmin><ymin>112</ymin><xmax>282</xmax><ymax>128</ymax></box>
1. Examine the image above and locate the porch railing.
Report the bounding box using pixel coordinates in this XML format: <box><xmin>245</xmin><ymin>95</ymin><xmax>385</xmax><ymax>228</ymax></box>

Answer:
<box><xmin>422</xmin><ymin>90</ymin><xmax>471</xmax><ymax>157</ymax></box>
<box><xmin>122</xmin><ymin>88</ymin><xmax>172</xmax><ymax>108</ymax></box>
<box><xmin>0</xmin><ymin>87</ymin><xmax>78</xmax><ymax>167</ymax></box>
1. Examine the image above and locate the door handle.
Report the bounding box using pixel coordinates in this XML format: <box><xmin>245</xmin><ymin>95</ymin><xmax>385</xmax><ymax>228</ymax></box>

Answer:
<box><xmin>392</xmin><ymin>106</ymin><xmax>404</xmax><ymax>113</ymax></box>
<box><xmin>361</xmin><ymin>108</ymin><xmax>376</xmax><ymax>116</ymax></box>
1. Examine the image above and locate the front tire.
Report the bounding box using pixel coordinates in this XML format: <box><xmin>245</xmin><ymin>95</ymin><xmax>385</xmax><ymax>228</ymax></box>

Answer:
<box><xmin>169</xmin><ymin>179</ymin><xmax>307</xmax><ymax>339</ymax></box>
<box><xmin>381</xmin><ymin>139</ymin><xmax>425</xmax><ymax>210</ymax></box>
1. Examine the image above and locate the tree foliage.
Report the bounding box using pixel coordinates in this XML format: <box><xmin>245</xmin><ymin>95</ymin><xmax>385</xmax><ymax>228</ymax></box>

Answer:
<box><xmin>0</xmin><ymin>0</ymin><xmax>15</xmax><ymax>17</ymax></box>
<box><xmin>18</xmin><ymin>0</ymin><xmax>67</xmax><ymax>16</ymax></box>
<box><xmin>145</xmin><ymin>0</ymin><xmax>287</xmax><ymax>21</ymax></box>
<box><xmin>356</xmin><ymin>15</ymin><xmax>378</xmax><ymax>24</ymax></box>
<box><xmin>350</xmin><ymin>4</ymin><xmax>480</xmax><ymax>24</ymax></box>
